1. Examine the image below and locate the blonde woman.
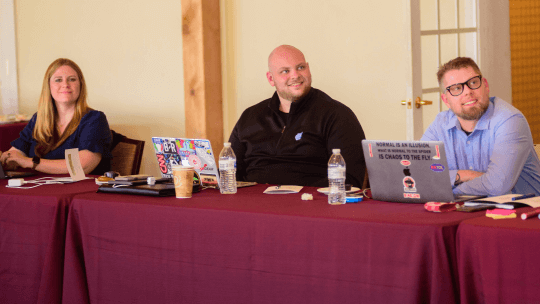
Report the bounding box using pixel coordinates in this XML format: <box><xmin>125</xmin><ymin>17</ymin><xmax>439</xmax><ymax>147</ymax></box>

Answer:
<box><xmin>0</xmin><ymin>58</ymin><xmax>112</xmax><ymax>175</ymax></box>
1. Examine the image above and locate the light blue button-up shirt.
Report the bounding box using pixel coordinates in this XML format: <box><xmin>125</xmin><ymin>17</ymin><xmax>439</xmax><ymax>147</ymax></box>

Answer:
<box><xmin>421</xmin><ymin>97</ymin><xmax>540</xmax><ymax>196</ymax></box>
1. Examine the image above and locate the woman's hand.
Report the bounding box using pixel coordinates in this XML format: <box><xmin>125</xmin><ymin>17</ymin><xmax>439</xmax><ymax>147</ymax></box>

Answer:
<box><xmin>0</xmin><ymin>148</ymin><xmax>101</xmax><ymax>174</ymax></box>
<box><xmin>0</xmin><ymin>148</ymin><xmax>32</xmax><ymax>170</ymax></box>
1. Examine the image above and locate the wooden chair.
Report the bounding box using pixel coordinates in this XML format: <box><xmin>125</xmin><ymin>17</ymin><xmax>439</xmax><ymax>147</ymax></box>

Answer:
<box><xmin>110</xmin><ymin>130</ymin><xmax>145</xmax><ymax>176</ymax></box>
<box><xmin>535</xmin><ymin>144</ymin><xmax>540</xmax><ymax>159</ymax></box>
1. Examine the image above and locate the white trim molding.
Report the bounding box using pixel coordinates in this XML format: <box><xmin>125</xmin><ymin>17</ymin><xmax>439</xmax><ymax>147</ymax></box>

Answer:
<box><xmin>0</xmin><ymin>0</ymin><xmax>19</xmax><ymax>115</ymax></box>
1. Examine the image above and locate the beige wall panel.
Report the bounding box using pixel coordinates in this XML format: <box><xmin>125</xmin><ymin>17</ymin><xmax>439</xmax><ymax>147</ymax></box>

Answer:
<box><xmin>222</xmin><ymin>0</ymin><xmax>411</xmax><ymax>141</ymax></box>
<box><xmin>15</xmin><ymin>0</ymin><xmax>184</xmax><ymax>176</ymax></box>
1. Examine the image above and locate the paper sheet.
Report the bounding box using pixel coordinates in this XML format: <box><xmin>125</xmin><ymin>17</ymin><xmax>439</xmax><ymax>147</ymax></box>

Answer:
<box><xmin>264</xmin><ymin>185</ymin><xmax>303</xmax><ymax>194</ymax></box>
<box><xmin>65</xmin><ymin>148</ymin><xmax>86</xmax><ymax>181</ymax></box>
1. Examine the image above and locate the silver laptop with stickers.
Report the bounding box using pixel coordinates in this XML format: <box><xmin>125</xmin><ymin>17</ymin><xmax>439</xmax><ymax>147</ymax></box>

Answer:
<box><xmin>362</xmin><ymin>139</ymin><xmax>477</xmax><ymax>203</ymax></box>
<box><xmin>151</xmin><ymin>137</ymin><xmax>220</xmax><ymax>188</ymax></box>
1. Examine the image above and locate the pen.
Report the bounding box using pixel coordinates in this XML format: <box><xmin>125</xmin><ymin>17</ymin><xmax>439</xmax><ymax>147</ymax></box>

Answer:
<box><xmin>512</xmin><ymin>193</ymin><xmax>536</xmax><ymax>201</ymax></box>
<box><xmin>521</xmin><ymin>208</ymin><xmax>540</xmax><ymax>220</ymax></box>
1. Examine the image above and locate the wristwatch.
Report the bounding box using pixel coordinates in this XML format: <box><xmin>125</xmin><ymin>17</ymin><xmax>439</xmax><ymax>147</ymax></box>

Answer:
<box><xmin>32</xmin><ymin>156</ymin><xmax>41</xmax><ymax>170</ymax></box>
<box><xmin>454</xmin><ymin>172</ymin><xmax>462</xmax><ymax>186</ymax></box>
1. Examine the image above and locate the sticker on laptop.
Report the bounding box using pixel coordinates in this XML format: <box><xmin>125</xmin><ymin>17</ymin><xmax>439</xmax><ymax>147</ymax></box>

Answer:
<box><xmin>400</xmin><ymin>160</ymin><xmax>411</xmax><ymax>166</ymax></box>
<box><xmin>430</xmin><ymin>163</ymin><xmax>445</xmax><ymax>172</ymax></box>
<box><xmin>432</xmin><ymin>145</ymin><xmax>441</xmax><ymax>160</ymax></box>
<box><xmin>403</xmin><ymin>176</ymin><xmax>417</xmax><ymax>192</ymax></box>
<box><xmin>404</xmin><ymin>193</ymin><xmax>421</xmax><ymax>199</ymax></box>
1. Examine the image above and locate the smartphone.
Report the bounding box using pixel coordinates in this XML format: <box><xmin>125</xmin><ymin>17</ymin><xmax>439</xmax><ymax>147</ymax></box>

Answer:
<box><xmin>457</xmin><ymin>205</ymin><xmax>496</xmax><ymax>212</ymax></box>
<box><xmin>114</xmin><ymin>174</ymin><xmax>151</xmax><ymax>181</ymax></box>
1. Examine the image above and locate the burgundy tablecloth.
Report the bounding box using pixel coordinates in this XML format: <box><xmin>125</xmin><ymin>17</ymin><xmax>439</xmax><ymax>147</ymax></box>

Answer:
<box><xmin>63</xmin><ymin>185</ymin><xmax>483</xmax><ymax>304</ymax></box>
<box><xmin>0</xmin><ymin>176</ymin><xmax>98</xmax><ymax>304</ymax></box>
<box><xmin>0</xmin><ymin>121</ymin><xmax>28</xmax><ymax>152</ymax></box>
<box><xmin>457</xmin><ymin>207</ymin><xmax>540</xmax><ymax>304</ymax></box>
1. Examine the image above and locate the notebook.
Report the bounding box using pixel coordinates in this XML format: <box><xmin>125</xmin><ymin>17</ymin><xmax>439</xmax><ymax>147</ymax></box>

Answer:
<box><xmin>362</xmin><ymin>139</ymin><xmax>482</xmax><ymax>203</ymax></box>
<box><xmin>151</xmin><ymin>137</ymin><xmax>220</xmax><ymax>188</ymax></box>
<box><xmin>0</xmin><ymin>163</ymin><xmax>36</xmax><ymax>179</ymax></box>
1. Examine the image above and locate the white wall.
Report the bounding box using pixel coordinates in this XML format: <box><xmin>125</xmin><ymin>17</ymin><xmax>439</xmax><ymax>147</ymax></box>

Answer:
<box><xmin>222</xmin><ymin>0</ymin><xmax>412</xmax><ymax>141</ymax></box>
<box><xmin>15</xmin><ymin>0</ymin><xmax>183</xmax><ymax>176</ymax></box>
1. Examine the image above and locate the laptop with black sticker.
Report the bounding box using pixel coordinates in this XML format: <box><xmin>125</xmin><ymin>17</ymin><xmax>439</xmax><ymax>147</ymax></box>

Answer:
<box><xmin>362</xmin><ymin>139</ymin><xmax>483</xmax><ymax>203</ymax></box>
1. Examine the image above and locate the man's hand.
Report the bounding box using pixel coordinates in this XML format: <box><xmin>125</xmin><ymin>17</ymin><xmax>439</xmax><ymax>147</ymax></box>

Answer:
<box><xmin>457</xmin><ymin>170</ymin><xmax>484</xmax><ymax>184</ymax></box>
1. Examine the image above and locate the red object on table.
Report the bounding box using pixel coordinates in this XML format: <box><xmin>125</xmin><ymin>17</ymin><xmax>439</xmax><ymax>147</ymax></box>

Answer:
<box><xmin>63</xmin><ymin>184</ymin><xmax>483</xmax><ymax>304</ymax></box>
<box><xmin>0</xmin><ymin>121</ymin><xmax>28</xmax><ymax>152</ymax></box>
<box><xmin>457</xmin><ymin>208</ymin><xmax>540</xmax><ymax>304</ymax></box>
<box><xmin>0</xmin><ymin>175</ymin><xmax>99</xmax><ymax>304</ymax></box>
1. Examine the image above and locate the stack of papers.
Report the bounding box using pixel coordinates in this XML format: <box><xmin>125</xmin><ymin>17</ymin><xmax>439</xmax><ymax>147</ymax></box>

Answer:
<box><xmin>465</xmin><ymin>194</ymin><xmax>540</xmax><ymax>209</ymax></box>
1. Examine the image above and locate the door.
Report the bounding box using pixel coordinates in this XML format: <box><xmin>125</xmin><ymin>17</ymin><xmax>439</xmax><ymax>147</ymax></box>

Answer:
<box><xmin>404</xmin><ymin>0</ymin><xmax>510</xmax><ymax>140</ymax></box>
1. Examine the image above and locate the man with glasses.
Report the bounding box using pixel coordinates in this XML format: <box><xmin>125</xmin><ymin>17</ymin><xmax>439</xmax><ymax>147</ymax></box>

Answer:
<box><xmin>228</xmin><ymin>45</ymin><xmax>366</xmax><ymax>188</ymax></box>
<box><xmin>422</xmin><ymin>57</ymin><xmax>540</xmax><ymax>196</ymax></box>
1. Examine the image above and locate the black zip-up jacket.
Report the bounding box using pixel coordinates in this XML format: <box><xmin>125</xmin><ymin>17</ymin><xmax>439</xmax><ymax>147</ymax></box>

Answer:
<box><xmin>229</xmin><ymin>88</ymin><xmax>366</xmax><ymax>188</ymax></box>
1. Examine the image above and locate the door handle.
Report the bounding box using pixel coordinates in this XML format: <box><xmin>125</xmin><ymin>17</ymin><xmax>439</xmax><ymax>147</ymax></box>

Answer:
<box><xmin>401</xmin><ymin>99</ymin><xmax>412</xmax><ymax>109</ymax></box>
<box><xmin>415</xmin><ymin>97</ymin><xmax>432</xmax><ymax>108</ymax></box>
<box><xmin>401</xmin><ymin>97</ymin><xmax>433</xmax><ymax>109</ymax></box>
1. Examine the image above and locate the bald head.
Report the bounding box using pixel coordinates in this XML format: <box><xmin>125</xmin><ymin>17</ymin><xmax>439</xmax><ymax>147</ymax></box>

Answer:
<box><xmin>266</xmin><ymin>45</ymin><xmax>312</xmax><ymax>105</ymax></box>
<box><xmin>268</xmin><ymin>45</ymin><xmax>306</xmax><ymax>72</ymax></box>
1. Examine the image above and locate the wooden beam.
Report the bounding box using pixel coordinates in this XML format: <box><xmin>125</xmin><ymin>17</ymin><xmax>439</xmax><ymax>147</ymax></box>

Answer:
<box><xmin>181</xmin><ymin>0</ymin><xmax>224</xmax><ymax>153</ymax></box>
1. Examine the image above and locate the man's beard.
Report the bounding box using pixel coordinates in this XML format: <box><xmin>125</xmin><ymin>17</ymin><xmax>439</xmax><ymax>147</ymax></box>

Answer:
<box><xmin>277</xmin><ymin>87</ymin><xmax>310</xmax><ymax>102</ymax></box>
<box><xmin>456</xmin><ymin>100</ymin><xmax>489</xmax><ymax>121</ymax></box>
<box><xmin>276</xmin><ymin>77</ymin><xmax>311</xmax><ymax>102</ymax></box>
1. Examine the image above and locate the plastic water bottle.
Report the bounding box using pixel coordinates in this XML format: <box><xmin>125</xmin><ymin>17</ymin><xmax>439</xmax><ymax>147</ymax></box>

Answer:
<box><xmin>328</xmin><ymin>149</ymin><xmax>346</xmax><ymax>205</ymax></box>
<box><xmin>219</xmin><ymin>142</ymin><xmax>237</xmax><ymax>194</ymax></box>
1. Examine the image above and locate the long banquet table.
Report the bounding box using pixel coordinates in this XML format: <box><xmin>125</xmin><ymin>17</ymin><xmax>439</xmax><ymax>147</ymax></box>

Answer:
<box><xmin>457</xmin><ymin>207</ymin><xmax>540</xmax><ymax>304</ymax></box>
<box><xmin>62</xmin><ymin>184</ymin><xmax>484</xmax><ymax>304</ymax></box>
<box><xmin>0</xmin><ymin>176</ymin><xmax>99</xmax><ymax>304</ymax></box>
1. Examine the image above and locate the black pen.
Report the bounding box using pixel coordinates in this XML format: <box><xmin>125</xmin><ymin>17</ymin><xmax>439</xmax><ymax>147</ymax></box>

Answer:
<box><xmin>512</xmin><ymin>193</ymin><xmax>536</xmax><ymax>201</ymax></box>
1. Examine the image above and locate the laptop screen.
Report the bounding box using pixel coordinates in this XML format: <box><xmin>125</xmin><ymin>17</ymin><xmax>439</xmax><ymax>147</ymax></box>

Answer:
<box><xmin>151</xmin><ymin>137</ymin><xmax>220</xmax><ymax>188</ymax></box>
<box><xmin>362</xmin><ymin>139</ymin><xmax>455</xmax><ymax>203</ymax></box>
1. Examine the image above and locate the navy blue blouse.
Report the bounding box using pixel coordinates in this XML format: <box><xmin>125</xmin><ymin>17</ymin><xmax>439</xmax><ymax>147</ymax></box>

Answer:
<box><xmin>11</xmin><ymin>110</ymin><xmax>112</xmax><ymax>175</ymax></box>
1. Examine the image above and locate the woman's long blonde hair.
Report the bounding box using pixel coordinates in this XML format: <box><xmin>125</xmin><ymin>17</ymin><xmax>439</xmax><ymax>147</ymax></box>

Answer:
<box><xmin>33</xmin><ymin>58</ymin><xmax>90</xmax><ymax>157</ymax></box>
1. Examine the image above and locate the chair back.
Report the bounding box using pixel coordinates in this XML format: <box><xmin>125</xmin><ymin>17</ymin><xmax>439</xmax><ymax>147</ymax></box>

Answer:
<box><xmin>110</xmin><ymin>131</ymin><xmax>145</xmax><ymax>176</ymax></box>
<box><xmin>362</xmin><ymin>169</ymin><xmax>370</xmax><ymax>190</ymax></box>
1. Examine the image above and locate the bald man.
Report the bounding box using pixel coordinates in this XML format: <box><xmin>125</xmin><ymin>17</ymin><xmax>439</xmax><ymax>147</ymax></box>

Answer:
<box><xmin>228</xmin><ymin>45</ymin><xmax>366</xmax><ymax>188</ymax></box>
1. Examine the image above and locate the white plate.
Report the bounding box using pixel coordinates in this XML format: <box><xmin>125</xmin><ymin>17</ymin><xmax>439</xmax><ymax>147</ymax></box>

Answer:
<box><xmin>317</xmin><ymin>187</ymin><xmax>361</xmax><ymax>195</ymax></box>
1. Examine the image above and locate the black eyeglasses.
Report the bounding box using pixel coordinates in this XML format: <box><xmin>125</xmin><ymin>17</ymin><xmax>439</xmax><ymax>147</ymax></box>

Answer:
<box><xmin>445</xmin><ymin>75</ymin><xmax>483</xmax><ymax>96</ymax></box>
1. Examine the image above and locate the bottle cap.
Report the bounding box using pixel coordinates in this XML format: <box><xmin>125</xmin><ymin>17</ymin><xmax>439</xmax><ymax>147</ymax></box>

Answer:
<box><xmin>332</xmin><ymin>149</ymin><xmax>340</xmax><ymax>153</ymax></box>
<box><xmin>224</xmin><ymin>142</ymin><xmax>231</xmax><ymax>147</ymax></box>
